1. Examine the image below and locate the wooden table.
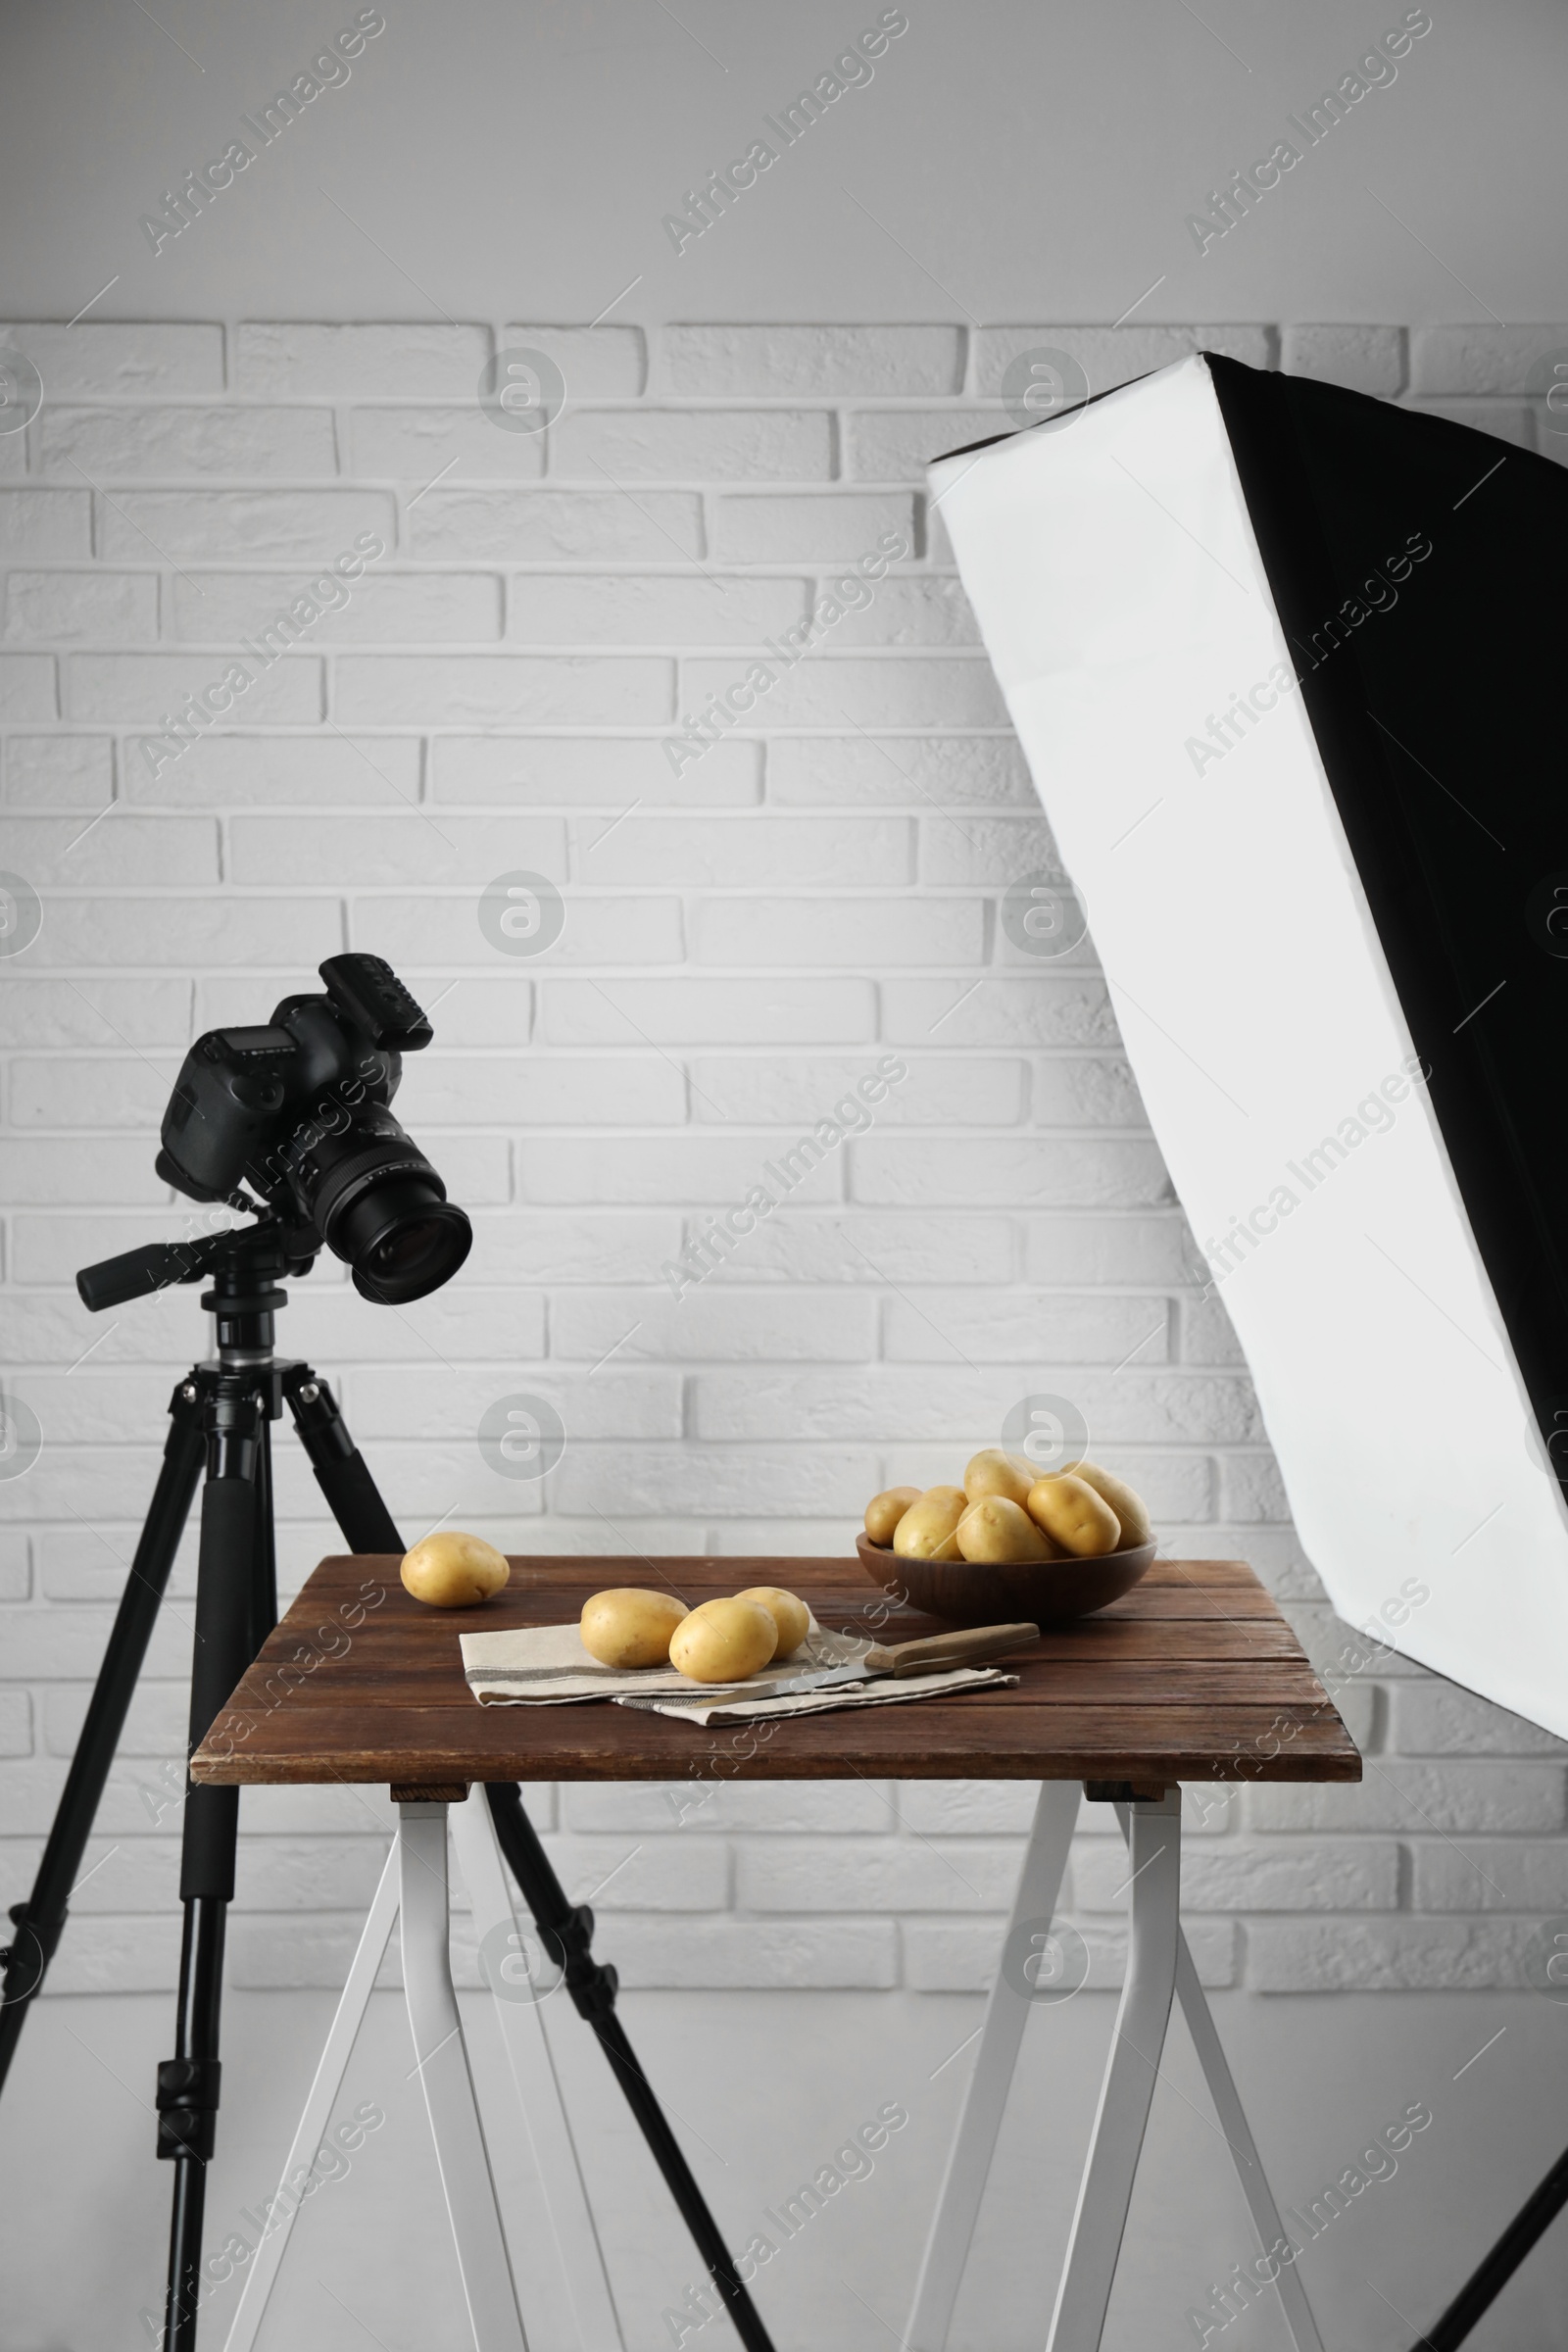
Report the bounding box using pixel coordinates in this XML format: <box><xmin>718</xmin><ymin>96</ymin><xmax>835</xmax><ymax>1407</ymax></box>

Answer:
<box><xmin>193</xmin><ymin>1550</ymin><xmax>1359</xmax><ymax>1793</ymax></box>
<box><xmin>194</xmin><ymin>1554</ymin><xmax>1356</xmax><ymax>2352</ymax></box>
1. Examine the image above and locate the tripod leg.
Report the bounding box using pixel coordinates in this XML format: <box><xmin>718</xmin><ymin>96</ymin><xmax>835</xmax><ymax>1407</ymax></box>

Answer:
<box><xmin>287</xmin><ymin>1372</ymin><xmax>778</xmax><ymax>2352</ymax></box>
<box><xmin>0</xmin><ymin>1378</ymin><xmax>206</xmax><ymax>2096</ymax></box>
<box><xmin>283</xmin><ymin>1367</ymin><xmax>401</xmax><ymax>1554</ymax></box>
<box><xmin>250</xmin><ymin>1413</ymin><xmax>277</xmax><ymax>1653</ymax></box>
<box><xmin>163</xmin><ymin>1388</ymin><xmax>266</xmax><ymax>2352</ymax></box>
<box><xmin>1406</xmin><ymin>2148</ymin><xmax>1568</xmax><ymax>2351</ymax></box>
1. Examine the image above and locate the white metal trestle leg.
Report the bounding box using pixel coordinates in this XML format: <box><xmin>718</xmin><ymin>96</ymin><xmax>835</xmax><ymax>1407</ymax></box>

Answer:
<box><xmin>399</xmin><ymin>1801</ymin><xmax>528</xmax><ymax>2352</ymax></box>
<box><xmin>1115</xmin><ymin>1806</ymin><xmax>1323</xmax><ymax>2352</ymax></box>
<box><xmin>909</xmin><ymin>1784</ymin><xmax>1320</xmax><ymax>2352</ymax></box>
<box><xmin>222</xmin><ymin>1842</ymin><xmax>401</xmax><ymax>2352</ymax></box>
<box><xmin>906</xmin><ymin>1780</ymin><xmax>1080</xmax><ymax>2352</ymax></box>
<box><xmin>450</xmin><ymin>1789</ymin><xmax>624</xmax><ymax>2352</ymax></box>
<box><xmin>1046</xmin><ymin>1790</ymin><xmax>1181</xmax><ymax>2352</ymax></box>
<box><xmin>222</xmin><ymin>1794</ymin><xmax>623</xmax><ymax>2352</ymax></box>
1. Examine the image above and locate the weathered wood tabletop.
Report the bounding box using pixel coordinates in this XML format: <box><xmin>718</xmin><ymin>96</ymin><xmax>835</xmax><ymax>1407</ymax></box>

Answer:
<box><xmin>190</xmin><ymin>1552</ymin><xmax>1360</xmax><ymax>1794</ymax></box>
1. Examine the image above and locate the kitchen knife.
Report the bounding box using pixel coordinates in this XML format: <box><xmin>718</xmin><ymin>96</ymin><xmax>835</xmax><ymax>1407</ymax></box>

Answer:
<box><xmin>763</xmin><ymin>1621</ymin><xmax>1040</xmax><ymax>1698</ymax></box>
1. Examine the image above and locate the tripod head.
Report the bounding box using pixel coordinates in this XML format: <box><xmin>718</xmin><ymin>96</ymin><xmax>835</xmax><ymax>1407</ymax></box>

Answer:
<box><xmin>75</xmin><ymin>1209</ymin><xmax>320</xmax><ymax>1315</ymax></box>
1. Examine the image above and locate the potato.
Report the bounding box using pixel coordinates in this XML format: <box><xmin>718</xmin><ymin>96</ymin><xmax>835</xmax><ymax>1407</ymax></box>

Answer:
<box><xmin>580</xmin><ymin>1588</ymin><xmax>690</xmax><ymax>1669</ymax></box>
<box><xmin>893</xmin><ymin>1485</ymin><xmax>969</xmax><ymax>1561</ymax></box>
<box><xmin>1025</xmin><ymin>1474</ymin><xmax>1121</xmax><ymax>1558</ymax></box>
<box><xmin>670</xmin><ymin>1596</ymin><xmax>780</xmax><ymax>1684</ymax></box>
<box><xmin>400</xmin><ymin>1530</ymin><xmax>511</xmax><ymax>1609</ymax></box>
<box><xmin>734</xmin><ymin>1585</ymin><xmax>810</xmax><ymax>1660</ymax></box>
<box><xmin>962</xmin><ymin>1447</ymin><xmax>1040</xmax><ymax>1507</ymax></box>
<box><xmin>864</xmin><ymin>1485</ymin><xmax>922</xmax><ymax>1545</ymax></box>
<box><xmin>956</xmin><ymin>1494</ymin><xmax>1054</xmax><ymax>1563</ymax></box>
<box><xmin>1063</xmin><ymin>1459</ymin><xmax>1151</xmax><ymax>1548</ymax></box>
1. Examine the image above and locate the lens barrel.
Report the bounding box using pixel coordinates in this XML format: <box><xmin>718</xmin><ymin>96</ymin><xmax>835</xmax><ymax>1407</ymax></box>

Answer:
<box><xmin>294</xmin><ymin>1120</ymin><xmax>472</xmax><ymax>1302</ymax></box>
<box><xmin>339</xmin><ymin>1180</ymin><xmax>472</xmax><ymax>1304</ymax></box>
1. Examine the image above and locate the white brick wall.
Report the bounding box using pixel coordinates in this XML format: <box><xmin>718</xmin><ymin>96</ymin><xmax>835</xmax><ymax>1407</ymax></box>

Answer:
<box><xmin>2</xmin><ymin>317</ymin><xmax>1565</xmax><ymax>2002</ymax></box>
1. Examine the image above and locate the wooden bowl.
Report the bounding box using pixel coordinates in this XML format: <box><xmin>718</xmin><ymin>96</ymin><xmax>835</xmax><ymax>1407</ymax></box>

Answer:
<box><xmin>855</xmin><ymin>1530</ymin><xmax>1156</xmax><ymax>1629</ymax></box>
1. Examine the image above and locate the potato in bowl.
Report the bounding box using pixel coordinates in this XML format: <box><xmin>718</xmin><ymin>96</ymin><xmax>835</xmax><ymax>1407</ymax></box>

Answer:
<box><xmin>858</xmin><ymin>1447</ymin><xmax>1155</xmax><ymax>1627</ymax></box>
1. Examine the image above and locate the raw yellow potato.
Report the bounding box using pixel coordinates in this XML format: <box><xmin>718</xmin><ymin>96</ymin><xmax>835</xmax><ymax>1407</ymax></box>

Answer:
<box><xmin>1026</xmin><ymin>1474</ymin><xmax>1122</xmax><ymax>1559</ymax></box>
<box><xmin>962</xmin><ymin>1447</ymin><xmax>1040</xmax><ymax>1507</ymax></box>
<box><xmin>1064</xmin><ymin>1459</ymin><xmax>1151</xmax><ymax>1548</ymax></box>
<box><xmin>400</xmin><ymin>1530</ymin><xmax>511</xmax><ymax>1609</ymax></box>
<box><xmin>893</xmin><ymin>1485</ymin><xmax>969</xmax><ymax>1562</ymax></box>
<box><xmin>956</xmin><ymin>1494</ymin><xmax>1054</xmax><ymax>1563</ymax></box>
<box><xmin>580</xmin><ymin>1588</ymin><xmax>690</xmax><ymax>1669</ymax></box>
<box><xmin>734</xmin><ymin>1585</ymin><xmax>810</xmax><ymax>1660</ymax></box>
<box><xmin>670</xmin><ymin>1596</ymin><xmax>780</xmax><ymax>1684</ymax></box>
<box><xmin>865</xmin><ymin>1485</ymin><xmax>922</xmax><ymax>1545</ymax></box>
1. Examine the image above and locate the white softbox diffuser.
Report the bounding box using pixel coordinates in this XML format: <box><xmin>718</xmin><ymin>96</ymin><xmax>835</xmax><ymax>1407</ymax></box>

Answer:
<box><xmin>931</xmin><ymin>353</ymin><xmax>1568</xmax><ymax>1738</ymax></box>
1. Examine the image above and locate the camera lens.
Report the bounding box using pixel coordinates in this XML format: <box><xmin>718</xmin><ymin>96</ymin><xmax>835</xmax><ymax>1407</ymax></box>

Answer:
<box><xmin>303</xmin><ymin>1125</ymin><xmax>473</xmax><ymax>1303</ymax></box>
<box><xmin>341</xmin><ymin>1183</ymin><xmax>473</xmax><ymax>1304</ymax></box>
<box><xmin>370</xmin><ymin>1218</ymin><xmax>446</xmax><ymax>1277</ymax></box>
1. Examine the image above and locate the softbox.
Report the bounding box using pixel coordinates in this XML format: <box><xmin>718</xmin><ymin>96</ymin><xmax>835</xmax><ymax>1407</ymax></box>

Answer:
<box><xmin>931</xmin><ymin>353</ymin><xmax>1568</xmax><ymax>1738</ymax></box>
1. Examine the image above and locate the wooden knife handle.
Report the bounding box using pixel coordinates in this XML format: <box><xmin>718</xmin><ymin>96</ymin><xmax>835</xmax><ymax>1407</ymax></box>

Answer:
<box><xmin>864</xmin><ymin>1623</ymin><xmax>1041</xmax><ymax>1677</ymax></box>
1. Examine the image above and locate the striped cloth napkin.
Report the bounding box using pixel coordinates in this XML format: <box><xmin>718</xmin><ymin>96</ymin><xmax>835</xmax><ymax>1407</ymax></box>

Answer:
<box><xmin>459</xmin><ymin>1619</ymin><xmax>1016</xmax><ymax>1726</ymax></box>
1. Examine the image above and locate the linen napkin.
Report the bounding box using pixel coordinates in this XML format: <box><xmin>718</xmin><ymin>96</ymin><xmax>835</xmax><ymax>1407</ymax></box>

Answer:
<box><xmin>459</xmin><ymin>1618</ymin><xmax>1016</xmax><ymax>1725</ymax></box>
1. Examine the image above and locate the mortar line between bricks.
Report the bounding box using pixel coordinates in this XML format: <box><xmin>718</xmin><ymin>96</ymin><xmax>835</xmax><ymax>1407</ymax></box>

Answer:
<box><xmin>1358</xmin><ymin>1763</ymin><xmax>1511</xmax><ymax>1898</ymax></box>
<box><xmin>33</xmin><ymin>385</ymin><xmax>1540</xmax><ymax>413</ymax></box>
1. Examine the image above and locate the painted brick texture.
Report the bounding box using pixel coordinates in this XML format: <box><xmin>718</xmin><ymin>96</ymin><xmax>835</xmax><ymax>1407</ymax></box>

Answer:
<box><xmin>1</xmin><ymin>317</ymin><xmax>1563</xmax><ymax>1995</ymax></box>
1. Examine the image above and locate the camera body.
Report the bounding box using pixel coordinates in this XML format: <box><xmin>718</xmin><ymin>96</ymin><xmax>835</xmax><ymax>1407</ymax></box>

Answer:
<box><xmin>159</xmin><ymin>955</ymin><xmax>470</xmax><ymax>1303</ymax></box>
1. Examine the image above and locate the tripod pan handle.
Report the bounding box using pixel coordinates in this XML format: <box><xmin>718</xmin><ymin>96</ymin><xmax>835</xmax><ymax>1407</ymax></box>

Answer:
<box><xmin>76</xmin><ymin>1240</ymin><xmax>213</xmax><ymax>1312</ymax></box>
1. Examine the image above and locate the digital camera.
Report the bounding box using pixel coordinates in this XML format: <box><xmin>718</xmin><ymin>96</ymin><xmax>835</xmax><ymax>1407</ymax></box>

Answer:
<box><xmin>158</xmin><ymin>954</ymin><xmax>471</xmax><ymax>1303</ymax></box>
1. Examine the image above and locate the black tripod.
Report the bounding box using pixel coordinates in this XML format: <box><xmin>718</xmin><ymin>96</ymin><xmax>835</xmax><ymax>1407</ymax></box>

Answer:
<box><xmin>0</xmin><ymin>1217</ymin><xmax>775</xmax><ymax>2352</ymax></box>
